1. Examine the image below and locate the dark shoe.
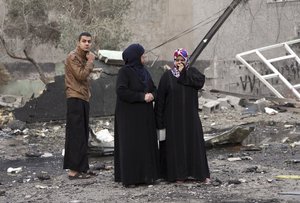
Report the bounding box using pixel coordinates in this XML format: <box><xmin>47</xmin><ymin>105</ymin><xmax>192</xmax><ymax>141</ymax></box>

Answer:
<box><xmin>68</xmin><ymin>173</ymin><xmax>91</xmax><ymax>180</ymax></box>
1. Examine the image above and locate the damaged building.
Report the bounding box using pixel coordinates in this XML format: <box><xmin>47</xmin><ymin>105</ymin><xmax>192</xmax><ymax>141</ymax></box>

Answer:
<box><xmin>1</xmin><ymin>1</ymin><xmax>300</xmax><ymax>202</ymax></box>
<box><xmin>1</xmin><ymin>0</ymin><xmax>300</xmax><ymax>121</ymax></box>
<box><xmin>0</xmin><ymin>0</ymin><xmax>300</xmax><ymax>156</ymax></box>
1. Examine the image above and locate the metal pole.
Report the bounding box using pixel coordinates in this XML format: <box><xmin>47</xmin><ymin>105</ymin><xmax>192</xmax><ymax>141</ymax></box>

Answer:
<box><xmin>189</xmin><ymin>0</ymin><xmax>242</xmax><ymax>66</ymax></box>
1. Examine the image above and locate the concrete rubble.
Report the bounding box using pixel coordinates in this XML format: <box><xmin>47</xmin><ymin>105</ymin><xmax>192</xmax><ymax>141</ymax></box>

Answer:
<box><xmin>11</xmin><ymin>59</ymin><xmax>121</xmax><ymax>123</ymax></box>
<box><xmin>2</xmin><ymin>84</ymin><xmax>300</xmax><ymax>149</ymax></box>
<box><xmin>0</xmin><ymin>95</ymin><xmax>23</xmax><ymax>108</ymax></box>
<box><xmin>0</xmin><ymin>95</ymin><xmax>300</xmax><ymax>202</ymax></box>
<box><xmin>97</xmin><ymin>50</ymin><xmax>124</xmax><ymax>66</ymax></box>
<box><xmin>1</xmin><ymin>60</ymin><xmax>300</xmax><ymax>202</ymax></box>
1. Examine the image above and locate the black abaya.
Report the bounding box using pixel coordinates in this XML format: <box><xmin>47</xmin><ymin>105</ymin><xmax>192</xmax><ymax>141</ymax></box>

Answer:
<box><xmin>114</xmin><ymin>66</ymin><xmax>159</xmax><ymax>186</ymax></box>
<box><xmin>155</xmin><ymin>67</ymin><xmax>210</xmax><ymax>182</ymax></box>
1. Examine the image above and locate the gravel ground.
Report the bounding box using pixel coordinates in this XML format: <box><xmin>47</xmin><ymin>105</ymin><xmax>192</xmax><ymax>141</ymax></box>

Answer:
<box><xmin>0</xmin><ymin>108</ymin><xmax>300</xmax><ymax>203</ymax></box>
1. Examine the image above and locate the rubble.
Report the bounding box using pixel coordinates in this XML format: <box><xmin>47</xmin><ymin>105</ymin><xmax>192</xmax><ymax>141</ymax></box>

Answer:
<box><xmin>265</xmin><ymin>107</ymin><xmax>279</xmax><ymax>115</ymax></box>
<box><xmin>0</xmin><ymin>191</ymin><xmax>5</xmax><ymax>196</ymax></box>
<box><xmin>97</xmin><ymin>50</ymin><xmax>124</xmax><ymax>66</ymax></box>
<box><xmin>0</xmin><ymin>108</ymin><xmax>14</xmax><ymax>127</ymax></box>
<box><xmin>0</xmin><ymin>92</ymin><xmax>300</xmax><ymax>202</ymax></box>
<box><xmin>37</xmin><ymin>173</ymin><xmax>51</xmax><ymax>181</ymax></box>
<box><xmin>0</xmin><ymin>95</ymin><xmax>23</xmax><ymax>108</ymax></box>
<box><xmin>12</xmin><ymin>59</ymin><xmax>121</xmax><ymax>123</ymax></box>
<box><xmin>205</xmin><ymin>124</ymin><xmax>254</xmax><ymax>147</ymax></box>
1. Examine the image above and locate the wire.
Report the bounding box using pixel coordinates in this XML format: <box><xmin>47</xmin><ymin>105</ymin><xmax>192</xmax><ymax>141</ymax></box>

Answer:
<box><xmin>146</xmin><ymin>6</ymin><xmax>228</xmax><ymax>53</ymax></box>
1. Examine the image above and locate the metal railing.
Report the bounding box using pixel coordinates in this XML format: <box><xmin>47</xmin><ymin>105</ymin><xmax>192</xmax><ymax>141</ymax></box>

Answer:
<box><xmin>236</xmin><ymin>39</ymin><xmax>300</xmax><ymax>99</ymax></box>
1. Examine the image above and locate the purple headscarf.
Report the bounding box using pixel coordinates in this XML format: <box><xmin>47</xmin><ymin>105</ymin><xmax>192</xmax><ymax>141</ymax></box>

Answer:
<box><xmin>171</xmin><ymin>48</ymin><xmax>189</xmax><ymax>78</ymax></box>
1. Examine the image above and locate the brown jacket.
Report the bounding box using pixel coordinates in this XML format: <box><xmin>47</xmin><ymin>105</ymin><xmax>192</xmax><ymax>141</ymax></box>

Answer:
<box><xmin>65</xmin><ymin>47</ymin><xmax>94</xmax><ymax>102</ymax></box>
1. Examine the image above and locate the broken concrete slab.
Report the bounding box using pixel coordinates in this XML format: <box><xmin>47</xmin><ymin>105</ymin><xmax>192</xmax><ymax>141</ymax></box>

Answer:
<box><xmin>12</xmin><ymin>60</ymin><xmax>120</xmax><ymax>122</ymax></box>
<box><xmin>104</xmin><ymin>58</ymin><xmax>124</xmax><ymax>66</ymax></box>
<box><xmin>203</xmin><ymin>100</ymin><xmax>220</xmax><ymax>114</ymax></box>
<box><xmin>88</xmin><ymin>128</ymin><xmax>114</xmax><ymax>156</ymax></box>
<box><xmin>0</xmin><ymin>80</ymin><xmax>45</xmax><ymax>101</ymax></box>
<box><xmin>226</xmin><ymin>95</ymin><xmax>241</xmax><ymax>108</ymax></box>
<box><xmin>7</xmin><ymin>120</ymin><xmax>26</xmax><ymax>131</ymax></box>
<box><xmin>13</xmin><ymin>74</ymin><xmax>117</xmax><ymax>122</ymax></box>
<box><xmin>217</xmin><ymin>97</ymin><xmax>229</xmax><ymax>106</ymax></box>
<box><xmin>205</xmin><ymin>123</ymin><xmax>255</xmax><ymax>147</ymax></box>
<box><xmin>12</xmin><ymin>60</ymin><xmax>165</xmax><ymax>123</ymax></box>
<box><xmin>0</xmin><ymin>95</ymin><xmax>23</xmax><ymax>108</ymax></box>
<box><xmin>0</xmin><ymin>62</ymin><xmax>55</xmax><ymax>101</ymax></box>
<box><xmin>98</xmin><ymin>50</ymin><xmax>124</xmax><ymax>66</ymax></box>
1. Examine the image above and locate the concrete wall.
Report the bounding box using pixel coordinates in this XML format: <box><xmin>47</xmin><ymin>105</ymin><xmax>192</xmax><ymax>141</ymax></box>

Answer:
<box><xmin>123</xmin><ymin>0</ymin><xmax>300</xmax><ymax>97</ymax></box>
<box><xmin>125</xmin><ymin>0</ymin><xmax>300</xmax><ymax>61</ymax></box>
<box><xmin>123</xmin><ymin>0</ymin><xmax>195</xmax><ymax>61</ymax></box>
<box><xmin>1</xmin><ymin>0</ymin><xmax>300</xmax><ymax>62</ymax></box>
<box><xmin>1</xmin><ymin>0</ymin><xmax>300</xmax><ymax>99</ymax></box>
<box><xmin>193</xmin><ymin>0</ymin><xmax>300</xmax><ymax>60</ymax></box>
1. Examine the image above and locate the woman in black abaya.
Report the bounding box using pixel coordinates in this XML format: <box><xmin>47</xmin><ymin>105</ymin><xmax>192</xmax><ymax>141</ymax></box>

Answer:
<box><xmin>155</xmin><ymin>48</ymin><xmax>210</xmax><ymax>183</ymax></box>
<box><xmin>114</xmin><ymin>44</ymin><xmax>159</xmax><ymax>187</ymax></box>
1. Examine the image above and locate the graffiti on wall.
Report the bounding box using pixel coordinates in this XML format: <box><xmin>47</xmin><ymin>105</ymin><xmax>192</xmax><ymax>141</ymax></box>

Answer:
<box><xmin>237</xmin><ymin>61</ymin><xmax>300</xmax><ymax>96</ymax></box>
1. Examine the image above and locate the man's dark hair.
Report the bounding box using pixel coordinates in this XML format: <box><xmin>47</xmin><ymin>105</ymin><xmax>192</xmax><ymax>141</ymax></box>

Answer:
<box><xmin>78</xmin><ymin>32</ymin><xmax>92</xmax><ymax>41</ymax></box>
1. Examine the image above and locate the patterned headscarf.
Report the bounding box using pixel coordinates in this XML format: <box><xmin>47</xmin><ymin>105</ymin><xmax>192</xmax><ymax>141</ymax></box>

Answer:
<box><xmin>171</xmin><ymin>48</ymin><xmax>189</xmax><ymax>78</ymax></box>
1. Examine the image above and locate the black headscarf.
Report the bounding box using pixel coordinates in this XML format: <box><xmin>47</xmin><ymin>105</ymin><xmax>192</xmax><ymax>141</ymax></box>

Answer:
<box><xmin>122</xmin><ymin>43</ymin><xmax>150</xmax><ymax>91</ymax></box>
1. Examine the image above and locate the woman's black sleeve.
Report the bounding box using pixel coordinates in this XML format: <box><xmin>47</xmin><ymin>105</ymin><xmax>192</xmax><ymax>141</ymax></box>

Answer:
<box><xmin>116</xmin><ymin>68</ymin><xmax>145</xmax><ymax>103</ymax></box>
<box><xmin>177</xmin><ymin>67</ymin><xmax>205</xmax><ymax>90</ymax></box>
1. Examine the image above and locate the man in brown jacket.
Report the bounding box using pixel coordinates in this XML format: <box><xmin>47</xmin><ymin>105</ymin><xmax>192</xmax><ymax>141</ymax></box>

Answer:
<box><xmin>63</xmin><ymin>32</ymin><xmax>95</xmax><ymax>179</ymax></box>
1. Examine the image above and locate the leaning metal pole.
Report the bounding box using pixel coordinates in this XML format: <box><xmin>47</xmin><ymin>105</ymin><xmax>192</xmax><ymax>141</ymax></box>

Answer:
<box><xmin>189</xmin><ymin>0</ymin><xmax>243</xmax><ymax>67</ymax></box>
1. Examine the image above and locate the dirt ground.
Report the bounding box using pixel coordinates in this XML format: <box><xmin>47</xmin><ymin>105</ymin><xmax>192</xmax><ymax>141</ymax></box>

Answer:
<box><xmin>0</xmin><ymin>107</ymin><xmax>300</xmax><ymax>203</ymax></box>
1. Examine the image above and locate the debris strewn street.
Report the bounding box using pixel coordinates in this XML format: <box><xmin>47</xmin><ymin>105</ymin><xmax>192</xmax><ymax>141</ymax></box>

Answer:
<box><xmin>0</xmin><ymin>97</ymin><xmax>300</xmax><ymax>202</ymax></box>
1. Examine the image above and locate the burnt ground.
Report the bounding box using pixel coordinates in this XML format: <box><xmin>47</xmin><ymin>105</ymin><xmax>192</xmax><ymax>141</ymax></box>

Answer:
<box><xmin>0</xmin><ymin>109</ymin><xmax>300</xmax><ymax>203</ymax></box>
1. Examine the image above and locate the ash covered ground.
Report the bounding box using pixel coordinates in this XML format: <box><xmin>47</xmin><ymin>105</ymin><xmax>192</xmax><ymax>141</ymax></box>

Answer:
<box><xmin>0</xmin><ymin>108</ymin><xmax>300</xmax><ymax>203</ymax></box>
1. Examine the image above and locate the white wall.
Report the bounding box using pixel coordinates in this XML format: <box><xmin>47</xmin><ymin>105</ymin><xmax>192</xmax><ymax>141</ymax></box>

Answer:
<box><xmin>126</xmin><ymin>0</ymin><xmax>300</xmax><ymax>62</ymax></box>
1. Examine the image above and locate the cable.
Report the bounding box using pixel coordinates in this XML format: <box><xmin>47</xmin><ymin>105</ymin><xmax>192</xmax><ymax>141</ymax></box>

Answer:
<box><xmin>146</xmin><ymin>6</ymin><xmax>228</xmax><ymax>53</ymax></box>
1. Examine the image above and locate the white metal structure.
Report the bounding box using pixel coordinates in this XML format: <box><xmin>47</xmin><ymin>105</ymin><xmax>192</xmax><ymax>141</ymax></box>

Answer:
<box><xmin>236</xmin><ymin>39</ymin><xmax>300</xmax><ymax>99</ymax></box>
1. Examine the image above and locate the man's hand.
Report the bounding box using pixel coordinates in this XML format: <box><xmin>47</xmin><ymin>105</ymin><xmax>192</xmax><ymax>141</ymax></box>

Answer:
<box><xmin>86</xmin><ymin>52</ymin><xmax>96</xmax><ymax>63</ymax></box>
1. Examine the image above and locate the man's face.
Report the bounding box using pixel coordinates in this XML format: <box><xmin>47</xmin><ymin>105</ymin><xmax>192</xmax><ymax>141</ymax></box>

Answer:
<box><xmin>78</xmin><ymin>36</ymin><xmax>92</xmax><ymax>52</ymax></box>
